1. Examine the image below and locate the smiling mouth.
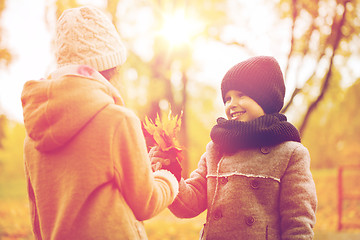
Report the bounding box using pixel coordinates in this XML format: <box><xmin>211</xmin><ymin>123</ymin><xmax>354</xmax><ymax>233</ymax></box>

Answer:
<box><xmin>231</xmin><ymin>111</ymin><xmax>246</xmax><ymax>120</ymax></box>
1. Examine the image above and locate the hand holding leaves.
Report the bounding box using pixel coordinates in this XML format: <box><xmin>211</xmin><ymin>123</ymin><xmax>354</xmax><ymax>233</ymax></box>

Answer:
<box><xmin>149</xmin><ymin>146</ymin><xmax>182</xmax><ymax>181</ymax></box>
<box><xmin>144</xmin><ymin>110</ymin><xmax>183</xmax><ymax>181</ymax></box>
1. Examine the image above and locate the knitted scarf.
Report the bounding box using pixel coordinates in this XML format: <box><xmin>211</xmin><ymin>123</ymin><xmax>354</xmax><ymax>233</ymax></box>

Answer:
<box><xmin>210</xmin><ymin>113</ymin><xmax>301</xmax><ymax>154</ymax></box>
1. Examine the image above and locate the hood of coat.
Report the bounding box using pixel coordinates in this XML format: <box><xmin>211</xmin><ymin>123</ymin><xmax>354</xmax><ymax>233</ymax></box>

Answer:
<box><xmin>21</xmin><ymin>65</ymin><xmax>124</xmax><ymax>152</ymax></box>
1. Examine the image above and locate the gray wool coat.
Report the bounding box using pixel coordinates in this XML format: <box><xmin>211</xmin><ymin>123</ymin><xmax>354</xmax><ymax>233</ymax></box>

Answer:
<box><xmin>169</xmin><ymin>141</ymin><xmax>317</xmax><ymax>240</ymax></box>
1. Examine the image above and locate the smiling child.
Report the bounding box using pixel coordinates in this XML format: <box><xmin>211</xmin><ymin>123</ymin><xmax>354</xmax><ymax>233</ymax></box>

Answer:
<box><xmin>150</xmin><ymin>56</ymin><xmax>317</xmax><ymax>240</ymax></box>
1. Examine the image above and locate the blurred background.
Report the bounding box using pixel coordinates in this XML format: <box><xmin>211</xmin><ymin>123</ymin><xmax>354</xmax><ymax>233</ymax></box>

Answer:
<box><xmin>1</xmin><ymin>0</ymin><xmax>360</xmax><ymax>239</ymax></box>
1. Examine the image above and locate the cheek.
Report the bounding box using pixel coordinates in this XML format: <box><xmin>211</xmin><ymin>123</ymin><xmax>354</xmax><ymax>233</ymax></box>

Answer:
<box><xmin>224</xmin><ymin>105</ymin><xmax>231</xmax><ymax>118</ymax></box>
<box><xmin>248</xmin><ymin>104</ymin><xmax>265</xmax><ymax>118</ymax></box>
<box><xmin>109</xmin><ymin>74</ymin><xmax>122</xmax><ymax>90</ymax></box>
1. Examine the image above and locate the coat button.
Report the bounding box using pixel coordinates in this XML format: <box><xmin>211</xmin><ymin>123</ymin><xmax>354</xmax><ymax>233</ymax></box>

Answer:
<box><xmin>213</xmin><ymin>209</ymin><xmax>223</xmax><ymax>220</ymax></box>
<box><xmin>250</xmin><ymin>179</ymin><xmax>260</xmax><ymax>189</ymax></box>
<box><xmin>260</xmin><ymin>146</ymin><xmax>270</xmax><ymax>154</ymax></box>
<box><xmin>219</xmin><ymin>177</ymin><xmax>228</xmax><ymax>184</ymax></box>
<box><xmin>245</xmin><ymin>216</ymin><xmax>255</xmax><ymax>226</ymax></box>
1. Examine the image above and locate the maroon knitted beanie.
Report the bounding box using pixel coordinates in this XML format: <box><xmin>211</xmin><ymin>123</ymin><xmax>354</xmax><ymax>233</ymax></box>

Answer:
<box><xmin>221</xmin><ymin>56</ymin><xmax>285</xmax><ymax>114</ymax></box>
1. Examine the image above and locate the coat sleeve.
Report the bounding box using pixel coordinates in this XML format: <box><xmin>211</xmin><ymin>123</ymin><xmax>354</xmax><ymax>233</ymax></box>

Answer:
<box><xmin>112</xmin><ymin>109</ymin><xmax>179</xmax><ymax>221</ymax></box>
<box><xmin>168</xmin><ymin>152</ymin><xmax>208</xmax><ymax>218</ymax></box>
<box><xmin>279</xmin><ymin>144</ymin><xmax>317</xmax><ymax>239</ymax></box>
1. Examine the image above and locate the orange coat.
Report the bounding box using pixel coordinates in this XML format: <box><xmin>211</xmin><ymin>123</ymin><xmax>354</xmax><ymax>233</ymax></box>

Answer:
<box><xmin>21</xmin><ymin>65</ymin><xmax>178</xmax><ymax>240</ymax></box>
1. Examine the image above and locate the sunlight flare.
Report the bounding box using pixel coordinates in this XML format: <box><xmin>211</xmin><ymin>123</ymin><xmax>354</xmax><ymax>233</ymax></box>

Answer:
<box><xmin>158</xmin><ymin>10</ymin><xmax>202</xmax><ymax>47</ymax></box>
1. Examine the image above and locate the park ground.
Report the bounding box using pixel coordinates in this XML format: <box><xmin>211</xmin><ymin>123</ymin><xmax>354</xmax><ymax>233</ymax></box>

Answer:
<box><xmin>1</xmin><ymin>169</ymin><xmax>360</xmax><ymax>240</ymax></box>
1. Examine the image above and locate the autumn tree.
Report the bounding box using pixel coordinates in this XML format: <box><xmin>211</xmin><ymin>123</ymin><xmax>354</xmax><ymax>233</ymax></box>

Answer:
<box><xmin>303</xmin><ymin>77</ymin><xmax>360</xmax><ymax>168</ymax></box>
<box><xmin>278</xmin><ymin>0</ymin><xmax>360</xmax><ymax>135</ymax></box>
<box><xmin>0</xmin><ymin>115</ymin><xmax>6</xmax><ymax>149</ymax></box>
<box><xmin>107</xmin><ymin>0</ymin><xmax>227</xmax><ymax>176</ymax></box>
<box><xmin>0</xmin><ymin>0</ymin><xmax>11</xmax><ymax>68</ymax></box>
<box><xmin>0</xmin><ymin>0</ymin><xmax>11</xmax><ymax>148</ymax></box>
<box><xmin>49</xmin><ymin>0</ymin><xmax>360</xmax><ymax>172</ymax></box>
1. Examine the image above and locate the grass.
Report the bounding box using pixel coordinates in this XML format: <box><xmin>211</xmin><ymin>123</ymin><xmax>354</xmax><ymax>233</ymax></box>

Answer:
<box><xmin>144</xmin><ymin>210</ymin><xmax>205</xmax><ymax>240</ymax></box>
<box><xmin>313</xmin><ymin>168</ymin><xmax>360</xmax><ymax>232</ymax></box>
<box><xmin>0</xmin><ymin>176</ymin><xmax>33</xmax><ymax>239</ymax></box>
<box><xmin>1</xmin><ymin>169</ymin><xmax>360</xmax><ymax>239</ymax></box>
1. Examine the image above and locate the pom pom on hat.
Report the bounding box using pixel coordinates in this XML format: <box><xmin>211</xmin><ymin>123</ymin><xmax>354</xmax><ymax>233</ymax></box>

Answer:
<box><xmin>55</xmin><ymin>6</ymin><xmax>127</xmax><ymax>71</ymax></box>
<box><xmin>221</xmin><ymin>56</ymin><xmax>285</xmax><ymax>114</ymax></box>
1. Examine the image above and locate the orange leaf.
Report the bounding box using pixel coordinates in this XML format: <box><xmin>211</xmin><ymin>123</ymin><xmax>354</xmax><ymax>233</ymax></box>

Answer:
<box><xmin>143</xmin><ymin>108</ymin><xmax>183</xmax><ymax>161</ymax></box>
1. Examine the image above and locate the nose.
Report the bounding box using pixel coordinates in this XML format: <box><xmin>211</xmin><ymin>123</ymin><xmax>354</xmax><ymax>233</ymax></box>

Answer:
<box><xmin>227</xmin><ymin>97</ymin><xmax>238</xmax><ymax>108</ymax></box>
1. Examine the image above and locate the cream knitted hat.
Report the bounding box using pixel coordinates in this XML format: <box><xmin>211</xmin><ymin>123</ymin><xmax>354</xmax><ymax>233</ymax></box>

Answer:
<box><xmin>55</xmin><ymin>6</ymin><xmax>127</xmax><ymax>71</ymax></box>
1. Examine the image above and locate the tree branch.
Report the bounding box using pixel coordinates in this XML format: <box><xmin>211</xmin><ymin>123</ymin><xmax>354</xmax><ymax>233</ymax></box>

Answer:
<box><xmin>284</xmin><ymin>0</ymin><xmax>298</xmax><ymax>80</ymax></box>
<box><xmin>299</xmin><ymin>0</ymin><xmax>349</xmax><ymax>135</ymax></box>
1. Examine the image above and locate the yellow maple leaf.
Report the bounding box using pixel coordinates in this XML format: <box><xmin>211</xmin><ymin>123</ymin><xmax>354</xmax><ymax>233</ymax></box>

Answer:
<box><xmin>143</xmin><ymin>109</ymin><xmax>183</xmax><ymax>162</ymax></box>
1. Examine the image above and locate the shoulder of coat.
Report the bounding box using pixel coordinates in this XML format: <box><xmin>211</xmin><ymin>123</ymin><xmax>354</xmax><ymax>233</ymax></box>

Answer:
<box><xmin>273</xmin><ymin>141</ymin><xmax>309</xmax><ymax>160</ymax></box>
<box><xmin>276</xmin><ymin>141</ymin><xmax>304</xmax><ymax>151</ymax></box>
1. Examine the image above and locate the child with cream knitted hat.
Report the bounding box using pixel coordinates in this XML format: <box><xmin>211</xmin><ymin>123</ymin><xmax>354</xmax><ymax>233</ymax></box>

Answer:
<box><xmin>21</xmin><ymin>6</ymin><xmax>179</xmax><ymax>240</ymax></box>
<box><xmin>151</xmin><ymin>56</ymin><xmax>317</xmax><ymax>239</ymax></box>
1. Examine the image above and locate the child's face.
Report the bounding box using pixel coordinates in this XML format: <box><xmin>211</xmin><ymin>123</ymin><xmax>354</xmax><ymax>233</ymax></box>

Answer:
<box><xmin>224</xmin><ymin>90</ymin><xmax>265</xmax><ymax>122</ymax></box>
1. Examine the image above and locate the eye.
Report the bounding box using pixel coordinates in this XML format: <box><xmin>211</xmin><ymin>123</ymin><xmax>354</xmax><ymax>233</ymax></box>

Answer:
<box><xmin>224</xmin><ymin>96</ymin><xmax>231</xmax><ymax>104</ymax></box>
<box><xmin>237</xmin><ymin>92</ymin><xmax>245</xmax><ymax>98</ymax></box>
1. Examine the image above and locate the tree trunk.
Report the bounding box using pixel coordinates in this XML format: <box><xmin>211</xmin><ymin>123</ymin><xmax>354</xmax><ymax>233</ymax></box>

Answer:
<box><xmin>299</xmin><ymin>0</ymin><xmax>349</xmax><ymax>135</ymax></box>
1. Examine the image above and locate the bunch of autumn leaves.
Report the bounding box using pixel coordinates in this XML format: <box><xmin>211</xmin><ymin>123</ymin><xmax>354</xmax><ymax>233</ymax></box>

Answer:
<box><xmin>143</xmin><ymin>110</ymin><xmax>184</xmax><ymax>166</ymax></box>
